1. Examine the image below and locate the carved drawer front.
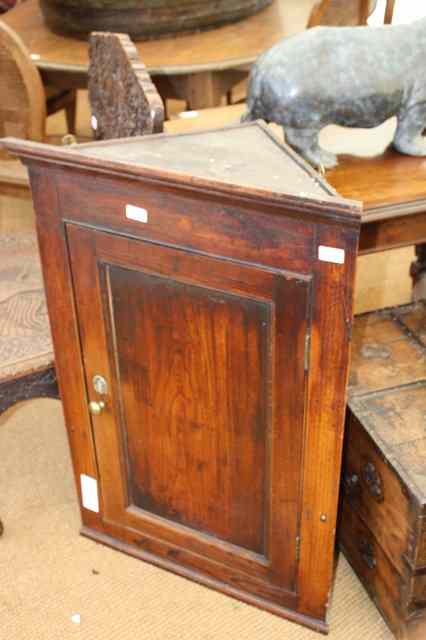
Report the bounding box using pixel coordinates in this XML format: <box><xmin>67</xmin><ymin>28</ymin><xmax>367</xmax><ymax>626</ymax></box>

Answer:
<box><xmin>340</xmin><ymin>501</ymin><xmax>409</xmax><ymax>639</ymax></box>
<box><xmin>66</xmin><ymin>222</ymin><xmax>313</xmax><ymax>607</ymax></box>
<box><xmin>343</xmin><ymin>410</ymin><xmax>413</xmax><ymax>576</ymax></box>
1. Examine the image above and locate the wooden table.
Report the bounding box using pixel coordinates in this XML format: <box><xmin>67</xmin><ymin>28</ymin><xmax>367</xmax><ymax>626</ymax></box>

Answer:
<box><xmin>2</xmin><ymin>0</ymin><xmax>315</xmax><ymax>108</ymax></box>
<box><xmin>324</xmin><ymin>121</ymin><xmax>426</xmax><ymax>296</ymax></box>
<box><xmin>327</xmin><ymin>142</ymin><xmax>426</xmax><ymax>256</ymax></box>
<box><xmin>169</xmin><ymin>108</ymin><xmax>426</xmax><ymax>267</ymax></box>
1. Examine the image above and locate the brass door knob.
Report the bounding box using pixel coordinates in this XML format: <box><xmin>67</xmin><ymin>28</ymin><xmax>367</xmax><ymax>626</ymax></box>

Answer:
<box><xmin>89</xmin><ymin>400</ymin><xmax>105</xmax><ymax>416</ymax></box>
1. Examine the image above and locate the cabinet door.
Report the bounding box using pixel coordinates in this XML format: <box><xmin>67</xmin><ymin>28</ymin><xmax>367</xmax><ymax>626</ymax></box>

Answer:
<box><xmin>67</xmin><ymin>224</ymin><xmax>311</xmax><ymax>607</ymax></box>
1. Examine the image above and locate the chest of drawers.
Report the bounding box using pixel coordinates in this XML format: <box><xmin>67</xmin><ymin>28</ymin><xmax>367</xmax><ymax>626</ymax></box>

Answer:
<box><xmin>341</xmin><ymin>303</ymin><xmax>426</xmax><ymax>640</ymax></box>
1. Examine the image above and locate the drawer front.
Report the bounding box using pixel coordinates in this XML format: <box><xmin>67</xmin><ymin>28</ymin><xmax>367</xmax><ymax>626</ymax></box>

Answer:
<box><xmin>412</xmin><ymin>572</ymin><xmax>426</xmax><ymax>605</ymax></box>
<box><xmin>55</xmin><ymin>170</ymin><xmax>315</xmax><ymax>274</ymax></box>
<box><xmin>340</xmin><ymin>501</ymin><xmax>408</xmax><ymax>638</ymax></box>
<box><xmin>342</xmin><ymin>410</ymin><xmax>415</xmax><ymax>574</ymax></box>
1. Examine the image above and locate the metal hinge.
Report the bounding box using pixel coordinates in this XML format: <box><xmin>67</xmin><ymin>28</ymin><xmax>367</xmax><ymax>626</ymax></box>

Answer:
<box><xmin>296</xmin><ymin>535</ymin><xmax>301</xmax><ymax>562</ymax></box>
<box><xmin>304</xmin><ymin>330</ymin><xmax>311</xmax><ymax>372</ymax></box>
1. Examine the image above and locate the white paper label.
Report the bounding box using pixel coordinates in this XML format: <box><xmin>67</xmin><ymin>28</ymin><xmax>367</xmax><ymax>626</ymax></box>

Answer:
<box><xmin>80</xmin><ymin>474</ymin><xmax>99</xmax><ymax>512</ymax></box>
<box><xmin>126</xmin><ymin>204</ymin><xmax>148</xmax><ymax>223</ymax></box>
<box><xmin>91</xmin><ymin>115</ymin><xmax>98</xmax><ymax>131</ymax></box>
<box><xmin>179</xmin><ymin>110</ymin><xmax>199</xmax><ymax>119</ymax></box>
<box><xmin>318</xmin><ymin>245</ymin><xmax>345</xmax><ymax>264</ymax></box>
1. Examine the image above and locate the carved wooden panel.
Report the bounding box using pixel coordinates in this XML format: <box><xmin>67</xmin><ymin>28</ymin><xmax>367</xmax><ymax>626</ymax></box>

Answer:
<box><xmin>88</xmin><ymin>32</ymin><xmax>164</xmax><ymax>140</ymax></box>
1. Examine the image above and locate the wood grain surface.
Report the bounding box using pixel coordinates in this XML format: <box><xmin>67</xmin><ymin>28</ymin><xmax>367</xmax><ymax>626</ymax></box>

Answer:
<box><xmin>4</xmin><ymin>123</ymin><xmax>360</xmax><ymax>632</ymax></box>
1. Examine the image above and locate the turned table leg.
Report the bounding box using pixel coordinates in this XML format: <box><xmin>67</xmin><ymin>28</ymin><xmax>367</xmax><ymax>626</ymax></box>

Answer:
<box><xmin>410</xmin><ymin>243</ymin><xmax>426</xmax><ymax>301</ymax></box>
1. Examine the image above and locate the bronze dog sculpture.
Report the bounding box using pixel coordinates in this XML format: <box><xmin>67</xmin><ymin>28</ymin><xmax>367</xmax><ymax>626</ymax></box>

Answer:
<box><xmin>243</xmin><ymin>19</ymin><xmax>426</xmax><ymax>168</ymax></box>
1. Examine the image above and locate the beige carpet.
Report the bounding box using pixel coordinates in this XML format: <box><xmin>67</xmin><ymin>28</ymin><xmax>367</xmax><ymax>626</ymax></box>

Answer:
<box><xmin>0</xmin><ymin>399</ymin><xmax>393</xmax><ymax>640</ymax></box>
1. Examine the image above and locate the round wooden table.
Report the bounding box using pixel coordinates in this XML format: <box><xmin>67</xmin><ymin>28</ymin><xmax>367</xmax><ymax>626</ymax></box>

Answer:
<box><xmin>3</xmin><ymin>0</ymin><xmax>315</xmax><ymax>108</ymax></box>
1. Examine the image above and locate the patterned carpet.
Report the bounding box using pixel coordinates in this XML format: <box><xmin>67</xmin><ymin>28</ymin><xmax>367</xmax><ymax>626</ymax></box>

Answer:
<box><xmin>0</xmin><ymin>232</ymin><xmax>53</xmax><ymax>379</ymax></box>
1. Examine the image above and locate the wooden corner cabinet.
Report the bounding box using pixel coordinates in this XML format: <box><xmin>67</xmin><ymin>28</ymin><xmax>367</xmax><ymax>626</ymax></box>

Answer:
<box><xmin>2</xmin><ymin>124</ymin><xmax>361</xmax><ymax>634</ymax></box>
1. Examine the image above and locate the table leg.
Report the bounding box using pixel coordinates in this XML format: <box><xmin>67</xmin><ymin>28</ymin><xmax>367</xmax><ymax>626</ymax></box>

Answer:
<box><xmin>153</xmin><ymin>69</ymin><xmax>249</xmax><ymax>112</ymax></box>
<box><xmin>185</xmin><ymin>72</ymin><xmax>226</xmax><ymax>109</ymax></box>
<box><xmin>384</xmin><ymin>0</ymin><xmax>395</xmax><ymax>24</ymax></box>
<box><xmin>410</xmin><ymin>243</ymin><xmax>426</xmax><ymax>301</ymax></box>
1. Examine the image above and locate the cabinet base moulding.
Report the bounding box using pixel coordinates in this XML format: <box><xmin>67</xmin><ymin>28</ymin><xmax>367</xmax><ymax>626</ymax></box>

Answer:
<box><xmin>80</xmin><ymin>525</ymin><xmax>329</xmax><ymax>634</ymax></box>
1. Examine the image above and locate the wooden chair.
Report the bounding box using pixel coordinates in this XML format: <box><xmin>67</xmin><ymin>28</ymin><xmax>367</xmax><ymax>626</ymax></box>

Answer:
<box><xmin>0</xmin><ymin>19</ymin><xmax>76</xmax><ymax>142</ymax></box>
<box><xmin>88</xmin><ymin>32</ymin><xmax>164</xmax><ymax>140</ymax></box>
<box><xmin>308</xmin><ymin>0</ymin><xmax>395</xmax><ymax>27</ymax></box>
<box><xmin>0</xmin><ymin>18</ymin><xmax>77</xmax><ymax>194</ymax></box>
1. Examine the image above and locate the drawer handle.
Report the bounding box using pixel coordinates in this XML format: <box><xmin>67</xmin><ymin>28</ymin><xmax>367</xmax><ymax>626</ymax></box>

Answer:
<box><xmin>359</xmin><ymin>538</ymin><xmax>376</xmax><ymax>570</ymax></box>
<box><xmin>362</xmin><ymin>462</ymin><xmax>384</xmax><ymax>502</ymax></box>
<box><xmin>343</xmin><ymin>472</ymin><xmax>360</xmax><ymax>499</ymax></box>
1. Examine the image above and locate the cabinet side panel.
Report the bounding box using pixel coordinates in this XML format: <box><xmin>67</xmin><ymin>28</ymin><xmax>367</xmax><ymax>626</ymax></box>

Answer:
<box><xmin>298</xmin><ymin>225</ymin><xmax>359</xmax><ymax>621</ymax></box>
<box><xmin>28</xmin><ymin>167</ymin><xmax>101</xmax><ymax>527</ymax></box>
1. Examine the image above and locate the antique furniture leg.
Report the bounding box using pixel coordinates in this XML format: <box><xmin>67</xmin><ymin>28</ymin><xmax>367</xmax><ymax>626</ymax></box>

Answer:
<box><xmin>0</xmin><ymin>366</ymin><xmax>59</xmax><ymax>416</ymax></box>
<box><xmin>410</xmin><ymin>243</ymin><xmax>426</xmax><ymax>301</ymax></box>
<box><xmin>359</xmin><ymin>0</ymin><xmax>370</xmax><ymax>25</ymax></box>
<box><xmin>384</xmin><ymin>0</ymin><xmax>395</xmax><ymax>24</ymax></box>
<box><xmin>46</xmin><ymin>87</ymin><xmax>78</xmax><ymax>134</ymax></box>
<box><xmin>185</xmin><ymin>72</ymin><xmax>226</xmax><ymax>109</ymax></box>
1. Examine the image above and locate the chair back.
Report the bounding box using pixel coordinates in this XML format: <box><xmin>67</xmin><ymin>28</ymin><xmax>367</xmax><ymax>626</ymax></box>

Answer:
<box><xmin>308</xmin><ymin>0</ymin><xmax>380</xmax><ymax>27</ymax></box>
<box><xmin>0</xmin><ymin>20</ymin><xmax>46</xmax><ymax>144</ymax></box>
<box><xmin>88</xmin><ymin>32</ymin><xmax>165</xmax><ymax>140</ymax></box>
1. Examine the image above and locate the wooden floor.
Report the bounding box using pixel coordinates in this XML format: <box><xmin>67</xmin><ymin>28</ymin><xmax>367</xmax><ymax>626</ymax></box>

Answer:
<box><xmin>0</xmin><ymin>91</ymin><xmax>414</xmax><ymax>314</ymax></box>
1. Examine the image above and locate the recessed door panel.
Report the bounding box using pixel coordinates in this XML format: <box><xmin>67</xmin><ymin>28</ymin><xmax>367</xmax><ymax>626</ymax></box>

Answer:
<box><xmin>109</xmin><ymin>265</ymin><xmax>271</xmax><ymax>554</ymax></box>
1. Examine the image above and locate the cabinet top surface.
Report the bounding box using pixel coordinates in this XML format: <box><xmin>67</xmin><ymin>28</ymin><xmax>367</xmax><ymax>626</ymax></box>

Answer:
<box><xmin>1</xmin><ymin>124</ymin><xmax>361</xmax><ymax>220</ymax></box>
<box><xmin>75</xmin><ymin>123</ymin><xmax>339</xmax><ymax>201</ymax></box>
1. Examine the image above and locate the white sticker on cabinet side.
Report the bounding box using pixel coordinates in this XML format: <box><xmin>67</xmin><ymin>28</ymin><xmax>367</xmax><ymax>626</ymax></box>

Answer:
<box><xmin>80</xmin><ymin>474</ymin><xmax>99</xmax><ymax>512</ymax></box>
<box><xmin>318</xmin><ymin>245</ymin><xmax>345</xmax><ymax>264</ymax></box>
